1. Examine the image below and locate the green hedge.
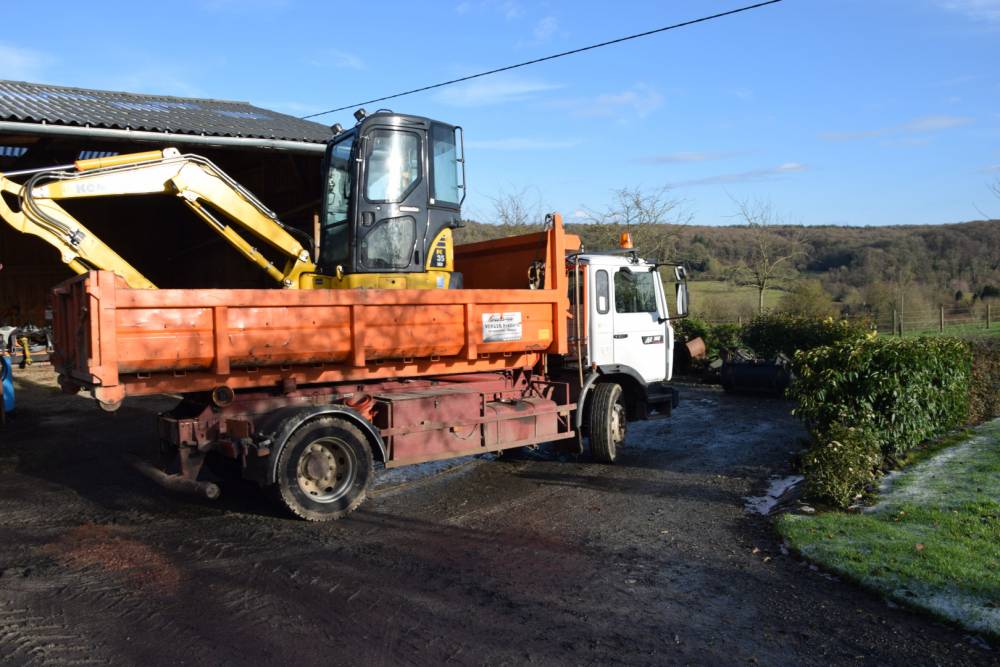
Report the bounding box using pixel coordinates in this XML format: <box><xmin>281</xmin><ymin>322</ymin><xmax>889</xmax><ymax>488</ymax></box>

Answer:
<box><xmin>791</xmin><ymin>337</ymin><xmax>971</xmax><ymax>459</ymax></box>
<box><xmin>742</xmin><ymin>314</ymin><xmax>869</xmax><ymax>358</ymax></box>
<box><xmin>791</xmin><ymin>337</ymin><xmax>972</xmax><ymax>508</ymax></box>
<box><xmin>968</xmin><ymin>339</ymin><xmax>1000</xmax><ymax>424</ymax></box>
<box><xmin>673</xmin><ymin>317</ymin><xmax>741</xmax><ymax>359</ymax></box>
<box><xmin>801</xmin><ymin>423</ymin><xmax>883</xmax><ymax>508</ymax></box>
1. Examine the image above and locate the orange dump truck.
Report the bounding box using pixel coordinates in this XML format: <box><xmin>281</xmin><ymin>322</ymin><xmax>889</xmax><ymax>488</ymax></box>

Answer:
<box><xmin>44</xmin><ymin>110</ymin><xmax>689</xmax><ymax>521</ymax></box>
<box><xmin>51</xmin><ymin>216</ymin><xmax>688</xmax><ymax>520</ymax></box>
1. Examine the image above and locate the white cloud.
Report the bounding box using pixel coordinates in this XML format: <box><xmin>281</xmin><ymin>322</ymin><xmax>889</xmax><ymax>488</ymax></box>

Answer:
<box><xmin>466</xmin><ymin>137</ymin><xmax>578</xmax><ymax>150</ymax></box>
<box><xmin>533</xmin><ymin>16</ymin><xmax>559</xmax><ymax>42</ymax></box>
<box><xmin>902</xmin><ymin>115</ymin><xmax>972</xmax><ymax>131</ymax></box>
<box><xmin>0</xmin><ymin>42</ymin><xmax>52</xmax><ymax>81</ymax></box>
<box><xmin>636</xmin><ymin>151</ymin><xmax>740</xmax><ymax>165</ymax></box>
<box><xmin>574</xmin><ymin>83</ymin><xmax>664</xmax><ymax>119</ymax></box>
<box><xmin>93</xmin><ymin>69</ymin><xmax>204</xmax><ymax>97</ymax></box>
<box><xmin>201</xmin><ymin>0</ymin><xmax>289</xmax><ymax>10</ymax></box>
<box><xmin>501</xmin><ymin>1</ymin><xmax>523</xmax><ymax>19</ymax></box>
<box><xmin>258</xmin><ymin>100</ymin><xmax>325</xmax><ymax>116</ymax></box>
<box><xmin>307</xmin><ymin>49</ymin><xmax>364</xmax><ymax>70</ymax></box>
<box><xmin>820</xmin><ymin>114</ymin><xmax>974</xmax><ymax>141</ymax></box>
<box><xmin>669</xmin><ymin>163</ymin><xmax>807</xmax><ymax>187</ymax></box>
<box><xmin>980</xmin><ymin>164</ymin><xmax>1000</xmax><ymax>173</ymax></box>
<box><xmin>434</xmin><ymin>74</ymin><xmax>563</xmax><ymax>107</ymax></box>
<box><xmin>934</xmin><ymin>0</ymin><xmax>1000</xmax><ymax>22</ymax></box>
<box><xmin>455</xmin><ymin>0</ymin><xmax>523</xmax><ymax>19</ymax></box>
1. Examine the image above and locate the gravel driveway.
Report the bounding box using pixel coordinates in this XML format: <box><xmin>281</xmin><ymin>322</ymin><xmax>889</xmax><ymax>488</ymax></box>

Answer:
<box><xmin>0</xmin><ymin>366</ymin><xmax>994</xmax><ymax>665</ymax></box>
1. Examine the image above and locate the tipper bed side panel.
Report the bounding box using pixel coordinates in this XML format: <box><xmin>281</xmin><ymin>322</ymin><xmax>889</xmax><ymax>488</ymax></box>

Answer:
<box><xmin>50</xmin><ymin>223</ymin><xmax>573</xmax><ymax>405</ymax></box>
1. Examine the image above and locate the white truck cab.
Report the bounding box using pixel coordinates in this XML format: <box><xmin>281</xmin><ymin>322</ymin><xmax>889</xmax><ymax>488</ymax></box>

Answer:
<box><xmin>562</xmin><ymin>248</ymin><xmax>689</xmax><ymax>462</ymax></box>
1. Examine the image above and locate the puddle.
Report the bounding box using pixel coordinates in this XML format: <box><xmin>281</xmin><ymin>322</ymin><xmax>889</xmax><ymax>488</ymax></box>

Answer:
<box><xmin>744</xmin><ymin>475</ymin><xmax>803</xmax><ymax>515</ymax></box>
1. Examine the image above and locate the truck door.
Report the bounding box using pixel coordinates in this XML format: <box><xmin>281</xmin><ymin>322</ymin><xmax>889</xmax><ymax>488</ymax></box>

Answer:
<box><xmin>611</xmin><ymin>267</ymin><xmax>668</xmax><ymax>383</ymax></box>
<box><xmin>588</xmin><ymin>268</ymin><xmax>614</xmax><ymax>366</ymax></box>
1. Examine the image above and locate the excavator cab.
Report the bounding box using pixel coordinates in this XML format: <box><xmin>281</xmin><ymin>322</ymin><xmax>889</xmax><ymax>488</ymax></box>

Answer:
<box><xmin>311</xmin><ymin>111</ymin><xmax>466</xmax><ymax>289</ymax></box>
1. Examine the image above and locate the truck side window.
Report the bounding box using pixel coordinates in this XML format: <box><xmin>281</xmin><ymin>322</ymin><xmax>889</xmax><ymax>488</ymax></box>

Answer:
<box><xmin>596</xmin><ymin>270</ymin><xmax>609</xmax><ymax>314</ymax></box>
<box><xmin>366</xmin><ymin>130</ymin><xmax>420</xmax><ymax>203</ymax></box>
<box><xmin>614</xmin><ymin>270</ymin><xmax>657</xmax><ymax>314</ymax></box>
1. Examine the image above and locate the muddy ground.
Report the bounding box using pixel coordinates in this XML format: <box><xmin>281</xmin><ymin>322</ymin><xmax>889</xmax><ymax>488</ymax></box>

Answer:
<box><xmin>0</xmin><ymin>365</ymin><xmax>994</xmax><ymax>665</ymax></box>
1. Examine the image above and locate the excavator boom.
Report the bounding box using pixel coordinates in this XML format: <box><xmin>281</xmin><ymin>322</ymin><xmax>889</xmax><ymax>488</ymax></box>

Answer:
<box><xmin>0</xmin><ymin>148</ymin><xmax>317</xmax><ymax>288</ymax></box>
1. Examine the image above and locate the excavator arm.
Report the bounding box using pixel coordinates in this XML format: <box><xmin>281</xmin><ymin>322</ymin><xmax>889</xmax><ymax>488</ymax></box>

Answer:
<box><xmin>0</xmin><ymin>148</ymin><xmax>317</xmax><ymax>289</ymax></box>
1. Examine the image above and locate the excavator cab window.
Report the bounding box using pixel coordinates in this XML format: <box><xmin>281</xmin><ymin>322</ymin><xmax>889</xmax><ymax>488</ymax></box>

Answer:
<box><xmin>319</xmin><ymin>132</ymin><xmax>355</xmax><ymax>269</ymax></box>
<box><xmin>431</xmin><ymin>124</ymin><xmax>462</xmax><ymax>206</ymax></box>
<box><xmin>365</xmin><ymin>130</ymin><xmax>421</xmax><ymax>203</ymax></box>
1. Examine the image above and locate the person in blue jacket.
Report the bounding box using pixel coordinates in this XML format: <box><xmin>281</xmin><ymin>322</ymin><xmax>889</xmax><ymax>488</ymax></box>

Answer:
<box><xmin>1</xmin><ymin>352</ymin><xmax>14</xmax><ymax>419</ymax></box>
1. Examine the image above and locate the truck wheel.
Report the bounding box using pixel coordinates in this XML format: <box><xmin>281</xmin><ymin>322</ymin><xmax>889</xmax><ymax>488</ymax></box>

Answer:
<box><xmin>590</xmin><ymin>382</ymin><xmax>626</xmax><ymax>463</ymax></box>
<box><xmin>274</xmin><ymin>417</ymin><xmax>373</xmax><ymax>521</ymax></box>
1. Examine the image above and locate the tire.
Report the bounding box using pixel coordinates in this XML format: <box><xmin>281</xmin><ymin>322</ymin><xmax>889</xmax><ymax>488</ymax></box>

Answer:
<box><xmin>589</xmin><ymin>382</ymin><xmax>626</xmax><ymax>464</ymax></box>
<box><xmin>273</xmin><ymin>417</ymin><xmax>374</xmax><ymax>521</ymax></box>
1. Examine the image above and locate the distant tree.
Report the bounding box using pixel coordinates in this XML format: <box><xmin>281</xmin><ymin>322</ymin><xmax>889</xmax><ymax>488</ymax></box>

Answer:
<box><xmin>489</xmin><ymin>187</ymin><xmax>543</xmax><ymax>231</ymax></box>
<box><xmin>780</xmin><ymin>279</ymin><xmax>837</xmax><ymax>318</ymax></box>
<box><xmin>581</xmin><ymin>185</ymin><xmax>689</xmax><ymax>257</ymax></box>
<box><xmin>862</xmin><ymin>281</ymin><xmax>896</xmax><ymax>320</ymax></box>
<box><xmin>585</xmin><ymin>185</ymin><xmax>687</xmax><ymax>227</ymax></box>
<box><xmin>728</xmin><ymin>198</ymin><xmax>805</xmax><ymax>314</ymax></box>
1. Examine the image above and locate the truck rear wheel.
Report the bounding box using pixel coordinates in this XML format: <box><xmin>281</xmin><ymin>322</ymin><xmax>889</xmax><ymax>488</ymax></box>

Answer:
<box><xmin>590</xmin><ymin>382</ymin><xmax>626</xmax><ymax>464</ymax></box>
<box><xmin>274</xmin><ymin>417</ymin><xmax>373</xmax><ymax>521</ymax></box>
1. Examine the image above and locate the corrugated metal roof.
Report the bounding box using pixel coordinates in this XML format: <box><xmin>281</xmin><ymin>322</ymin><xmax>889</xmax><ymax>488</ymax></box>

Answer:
<box><xmin>0</xmin><ymin>80</ymin><xmax>333</xmax><ymax>144</ymax></box>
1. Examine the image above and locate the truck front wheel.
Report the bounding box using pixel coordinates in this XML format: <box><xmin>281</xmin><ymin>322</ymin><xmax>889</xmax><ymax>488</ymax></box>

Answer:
<box><xmin>589</xmin><ymin>382</ymin><xmax>626</xmax><ymax>463</ymax></box>
<box><xmin>274</xmin><ymin>417</ymin><xmax>373</xmax><ymax>521</ymax></box>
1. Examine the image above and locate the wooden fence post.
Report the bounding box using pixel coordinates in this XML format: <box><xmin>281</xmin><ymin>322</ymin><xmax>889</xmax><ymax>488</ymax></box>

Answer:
<box><xmin>892</xmin><ymin>308</ymin><xmax>897</xmax><ymax>337</ymax></box>
<box><xmin>939</xmin><ymin>306</ymin><xmax>944</xmax><ymax>333</ymax></box>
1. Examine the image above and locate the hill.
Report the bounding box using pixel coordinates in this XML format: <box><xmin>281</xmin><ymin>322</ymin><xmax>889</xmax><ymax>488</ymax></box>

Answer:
<box><xmin>455</xmin><ymin>218</ymin><xmax>1000</xmax><ymax>322</ymax></box>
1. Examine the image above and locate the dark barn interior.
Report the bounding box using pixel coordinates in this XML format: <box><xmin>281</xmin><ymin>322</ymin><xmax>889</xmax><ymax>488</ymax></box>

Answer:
<box><xmin>0</xmin><ymin>80</ymin><xmax>333</xmax><ymax>326</ymax></box>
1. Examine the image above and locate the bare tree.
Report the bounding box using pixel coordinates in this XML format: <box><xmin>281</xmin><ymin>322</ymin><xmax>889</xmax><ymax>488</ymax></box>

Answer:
<box><xmin>729</xmin><ymin>198</ymin><xmax>805</xmax><ymax>314</ymax></box>
<box><xmin>584</xmin><ymin>185</ymin><xmax>688</xmax><ymax>226</ymax></box>
<box><xmin>489</xmin><ymin>186</ymin><xmax>543</xmax><ymax>231</ymax></box>
<box><xmin>582</xmin><ymin>185</ymin><xmax>689</xmax><ymax>257</ymax></box>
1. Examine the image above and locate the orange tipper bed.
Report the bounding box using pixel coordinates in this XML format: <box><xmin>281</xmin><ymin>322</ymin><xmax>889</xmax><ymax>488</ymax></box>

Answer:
<box><xmin>51</xmin><ymin>220</ymin><xmax>574</xmax><ymax>411</ymax></box>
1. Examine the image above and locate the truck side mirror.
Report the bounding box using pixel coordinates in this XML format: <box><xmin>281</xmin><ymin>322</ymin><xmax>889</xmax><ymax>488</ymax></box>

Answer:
<box><xmin>656</xmin><ymin>264</ymin><xmax>689</xmax><ymax>322</ymax></box>
<box><xmin>674</xmin><ymin>281</ymin><xmax>689</xmax><ymax>318</ymax></box>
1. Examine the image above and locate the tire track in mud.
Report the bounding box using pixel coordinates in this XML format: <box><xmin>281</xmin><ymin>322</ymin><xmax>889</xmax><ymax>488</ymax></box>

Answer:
<box><xmin>0</xmin><ymin>600</ymin><xmax>108</xmax><ymax>666</ymax></box>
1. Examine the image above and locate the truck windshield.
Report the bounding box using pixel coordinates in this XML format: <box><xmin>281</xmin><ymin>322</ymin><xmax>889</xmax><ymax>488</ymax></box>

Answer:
<box><xmin>615</xmin><ymin>270</ymin><xmax>658</xmax><ymax>314</ymax></box>
<box><xmin>320</xmin><ymin>133</ymin><xmax>355</xmax><ymax>268</ymax></box>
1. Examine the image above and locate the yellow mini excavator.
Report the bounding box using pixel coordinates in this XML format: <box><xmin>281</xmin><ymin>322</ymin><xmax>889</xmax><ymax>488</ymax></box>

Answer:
<box><xmin>0</xmin><ymin>110</ymin><xmax>466</xmax><ymax>290</ymax></box>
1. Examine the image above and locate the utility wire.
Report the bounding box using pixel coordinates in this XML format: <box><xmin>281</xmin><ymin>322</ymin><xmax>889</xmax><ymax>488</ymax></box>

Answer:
<box><xmin>301</xmin><ymin>0</ymin><xmax>784</xmax><ymax>119</ymax></box>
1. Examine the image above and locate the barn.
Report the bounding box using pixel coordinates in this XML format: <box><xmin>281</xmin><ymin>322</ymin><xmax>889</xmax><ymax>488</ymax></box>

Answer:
<box><xmin>0</xmin><ymin>79</ymin><xmax>333</xmax><ymax>327</ymax></box>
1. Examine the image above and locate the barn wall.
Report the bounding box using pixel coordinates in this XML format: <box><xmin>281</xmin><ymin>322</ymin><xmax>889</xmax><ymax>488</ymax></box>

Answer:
<box><xmin>0</xmin><ymin>135</ymin><xmax>324</xmax><ymax>327</ymax></box>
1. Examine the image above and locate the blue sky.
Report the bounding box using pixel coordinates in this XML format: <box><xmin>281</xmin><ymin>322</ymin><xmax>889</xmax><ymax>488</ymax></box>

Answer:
<box><xmin>2</xmin><ymin>0</ymin><xmax>998</xmax><ymax>226</ymax></box>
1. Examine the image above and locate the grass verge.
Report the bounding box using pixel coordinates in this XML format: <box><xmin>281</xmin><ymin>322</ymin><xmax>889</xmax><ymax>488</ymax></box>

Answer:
<box><xmin>777</xmin><ymin>419</ymin><xmax>1000</xmax><ymax>637</ymax></box>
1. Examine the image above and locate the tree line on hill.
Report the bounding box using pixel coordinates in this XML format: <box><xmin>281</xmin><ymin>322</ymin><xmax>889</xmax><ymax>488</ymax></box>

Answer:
<box><xmin>455</xmin><ymin>186</ymin><xmax>1000</xmax><ymax>323</ymax></box>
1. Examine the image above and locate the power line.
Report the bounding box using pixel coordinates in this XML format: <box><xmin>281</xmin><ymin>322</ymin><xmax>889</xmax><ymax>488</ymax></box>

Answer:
<box><xmin>301</xmin><ymin>0</ymin><xmax>784</xmax><ymax>120</ymax></box>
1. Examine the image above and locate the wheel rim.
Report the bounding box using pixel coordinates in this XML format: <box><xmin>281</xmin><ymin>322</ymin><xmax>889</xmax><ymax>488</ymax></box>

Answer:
<box><xmin>610</xmin><ymin>402</ymin><xmax>626</xmax><ymax>444</ymax></box>
<box><xmin>296</xmin><ymin>437</ymin><xmax>357</xmax><ymax>503</ymax></box>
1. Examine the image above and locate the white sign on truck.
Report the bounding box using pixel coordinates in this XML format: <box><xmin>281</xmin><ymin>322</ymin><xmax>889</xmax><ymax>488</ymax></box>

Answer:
<box><xmin>482</xmin><ymin>312</ymin><xmax>523</xmax><ymax>342</ymax></box>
